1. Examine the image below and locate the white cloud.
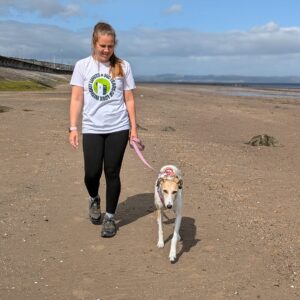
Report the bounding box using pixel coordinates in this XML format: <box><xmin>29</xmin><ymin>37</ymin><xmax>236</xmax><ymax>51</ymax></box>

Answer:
<box><xmin>119</xmin><ymin>22</ymin><xmax>300</xmax><ymax>75</ymax></box>
<box><xmin>1</xmin><ymin>20</ymin><xmax>300</xmax><ymax>76</ymax></box>
<box><xmin>163</xmin><ymin>4</ymin><xmax>182</xmax><ymax>15</ymax></box>
<box><xmin>119</xmin><ymin>23</ymin><xmax>300</xmax><ymax>57</ymax></box>
<box><xmin>0</xmin><ymin>0</ymin><xmax>81</xmax><ymax>18</ymax></box>
<box><xmin>250</xmin><ymin>21</ymin><xmax>280</xmax><ymax>33</ymax></box>
<box><xmin>0</xmin><ymin>21</ymin><xmax>89</xmax><ymax>63</ymax></box>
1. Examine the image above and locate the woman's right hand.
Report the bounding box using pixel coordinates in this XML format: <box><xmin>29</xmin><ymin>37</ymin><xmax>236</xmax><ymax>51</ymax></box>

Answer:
<box><xmin>69</xmin><ymin>130</ymin><xmax>79</xmax><ymax>149</ymax></box>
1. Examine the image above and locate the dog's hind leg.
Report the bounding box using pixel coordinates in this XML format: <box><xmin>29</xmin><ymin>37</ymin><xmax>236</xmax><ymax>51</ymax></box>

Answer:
<box><xmin>156</xmin><ymin>209</ymin><xmax>164</xmax><ymax>248</ymax></box>
<box><xmin>169</xmin><ymin>214</ymin><xmax>182</xmax><ymax>262</ymax></box>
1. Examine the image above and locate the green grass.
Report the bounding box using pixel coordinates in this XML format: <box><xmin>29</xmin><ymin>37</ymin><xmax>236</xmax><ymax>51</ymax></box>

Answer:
<box><xmin>0</xmin><ymin>80</ymin><xmax>52</xmax><ymax>91</ymax></box>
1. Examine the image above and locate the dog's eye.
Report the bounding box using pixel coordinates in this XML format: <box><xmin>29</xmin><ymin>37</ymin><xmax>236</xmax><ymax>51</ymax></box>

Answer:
<box><xmin>163</xmin><ymin>189</ymin><xmax>168</xmax><ymax>194</ymax></box>
<box><xmin>172</xmin><ymin>191</ymin><xmax>177</xmax><ymax>194</ymax></box>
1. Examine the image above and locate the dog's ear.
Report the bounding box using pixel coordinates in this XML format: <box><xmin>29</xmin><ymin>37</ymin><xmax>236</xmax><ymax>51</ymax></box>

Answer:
<box><xmin>156</xmin><ymin>177</ymin><xmax>164</xmax><ymax>187</ymax></box>
<box><xmin>174</xmin><ymin>177</ymin><xmax>183</xmax><ymax>189</ymax></box>
<box><xmin>178</xmin><ymin>179</ymin><xmax>183</xmax><ymax>189</ymax></box>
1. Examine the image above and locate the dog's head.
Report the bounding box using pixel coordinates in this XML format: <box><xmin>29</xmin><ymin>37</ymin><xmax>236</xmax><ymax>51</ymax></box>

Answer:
<box><xmin>157</xmin><ymin>176</ymin><xmax>183</xmax><ymax>209</ymax></box>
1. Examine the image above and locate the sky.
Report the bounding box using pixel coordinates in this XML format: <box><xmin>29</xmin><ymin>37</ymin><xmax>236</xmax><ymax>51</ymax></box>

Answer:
<box><xmin>1</xmin><ymin>0</ymin><xmax>300</xmax><ymax>76</ymax></box>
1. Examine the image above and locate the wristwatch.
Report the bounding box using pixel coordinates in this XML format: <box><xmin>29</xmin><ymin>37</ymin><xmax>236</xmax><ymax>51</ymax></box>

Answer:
<box><xmin>68</xmin><ymin>126</ymin><xmax>78</xmax><ymax>133</ymax></box>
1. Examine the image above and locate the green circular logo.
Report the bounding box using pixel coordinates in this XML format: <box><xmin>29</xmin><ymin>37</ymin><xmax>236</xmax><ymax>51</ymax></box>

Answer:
<box><xmin>93</xmin><ymin>77</ymin><xmax>111</xmax><ymax>96</ymax></box>
<box><xmin>88</xmin><ymin>73</ymin><xmax>116</xmax><ymax>101</ymax></box>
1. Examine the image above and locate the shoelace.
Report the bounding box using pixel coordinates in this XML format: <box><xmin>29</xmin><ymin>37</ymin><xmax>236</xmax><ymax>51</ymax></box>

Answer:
<box><xmin>103</xmin><ymin>218</ymin><xmax>115</xmax><ymax>228</ymax></box>
<box><xmin>90</xmin><ymin>198</ymin><xmax>99</xmax><ymax>208</ymax></box>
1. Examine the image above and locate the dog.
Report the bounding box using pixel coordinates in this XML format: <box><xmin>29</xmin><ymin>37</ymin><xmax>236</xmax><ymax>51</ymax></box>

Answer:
<box><xmin>154</xmin><ymin>165</ymin><xmax>183</xmax><ymax>262</ymax></box>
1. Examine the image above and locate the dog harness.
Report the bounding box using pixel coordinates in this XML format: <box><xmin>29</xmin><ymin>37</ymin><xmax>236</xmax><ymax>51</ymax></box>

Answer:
<box><xmin>157</xmin><ymin>186</ymin><xmax>165</xmax><ymax>205</ymax></box>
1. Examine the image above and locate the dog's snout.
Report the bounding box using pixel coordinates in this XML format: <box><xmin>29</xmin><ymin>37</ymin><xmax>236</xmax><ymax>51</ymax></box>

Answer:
<box><xmin>166</xmin><ymin>204</ymin><xmax>173</xmax><ymax>209</ymax></box>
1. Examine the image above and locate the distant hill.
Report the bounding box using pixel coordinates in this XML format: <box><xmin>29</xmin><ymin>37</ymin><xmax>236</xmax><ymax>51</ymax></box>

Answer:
<box><xmin>136</xmin><ymin>74</ymin><xmax>300</xmax><ymax>84</ymax></box>
<box><xmin>1</xmin><ymin>55</ymin><xmax>300</xmax><ymax>85</ymax></box>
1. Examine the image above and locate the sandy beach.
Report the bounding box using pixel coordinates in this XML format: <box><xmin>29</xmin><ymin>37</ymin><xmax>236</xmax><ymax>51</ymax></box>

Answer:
<box><xmin>0</xmin><ymin>78</ymin><xmax>299</xmax><ymax>299</ymax></box>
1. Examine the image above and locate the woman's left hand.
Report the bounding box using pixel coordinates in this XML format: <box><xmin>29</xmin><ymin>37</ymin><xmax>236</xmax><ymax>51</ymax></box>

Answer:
<box><xmin>129</xmin><ymin>127</ymin><xmax>138</xmax><ymax>141</ymax></box>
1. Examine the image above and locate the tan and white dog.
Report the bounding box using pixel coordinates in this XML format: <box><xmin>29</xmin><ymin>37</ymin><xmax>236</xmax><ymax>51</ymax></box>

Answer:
<box><xmin>154</xmin><ymin>165</ymin><xmax>183</xmax><ymax>262</ymax></box>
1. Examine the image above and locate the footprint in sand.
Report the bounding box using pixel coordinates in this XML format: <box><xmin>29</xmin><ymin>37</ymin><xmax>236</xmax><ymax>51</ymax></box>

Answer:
<box><xmin>72</xmin><ymin>289</ymin><xmax>92</xmax><ymax>298</ymax></box>
<box><xmin>73</xmin><ymin>216</ymin><xmax>86</xmax><ymax>223</ymax></box>
<box><xmin>90</xmin><ymin>244</ymin><xmax>105</xmax><ymax>252</ymax></box>
<box><xmin>72</xmin><ymin>277</ymin><xmax>96</xmax><ymax>298</ymax></box>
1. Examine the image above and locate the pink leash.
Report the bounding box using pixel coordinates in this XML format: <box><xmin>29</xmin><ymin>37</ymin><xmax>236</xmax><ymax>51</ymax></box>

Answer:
<box><xmin>130</xmin><ymin>137</ymin><xmax>155</xmax><ymax>171</ymax></box>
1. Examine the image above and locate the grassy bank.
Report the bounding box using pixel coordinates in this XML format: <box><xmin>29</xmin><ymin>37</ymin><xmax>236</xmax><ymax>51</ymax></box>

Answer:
<box><xmin>0</xmin><ymin>80</ymin><xmax>52</xmax><ymax>91</ymax></box>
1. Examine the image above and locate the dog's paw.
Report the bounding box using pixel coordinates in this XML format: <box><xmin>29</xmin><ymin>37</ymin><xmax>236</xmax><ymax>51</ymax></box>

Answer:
<box><xmin>157</xmin><ymin>240</ymin><xmax>164</xmax><ymax>248</ymax></box>
<box><xmin>169</xmin><ymin>253</ymin><xmax>176</xmax><ymax>262</ymax></box>
<box><xmin>169</xmin><ymin>248</ymin><xmax>177</xmax><ymax>262</ymax></box>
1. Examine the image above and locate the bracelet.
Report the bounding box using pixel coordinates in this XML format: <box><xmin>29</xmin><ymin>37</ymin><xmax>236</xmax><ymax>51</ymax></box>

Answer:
<box><xmin>69</xmin><ymin>126</ymin><xmax>78</xmax><ymax>132</ymax></box>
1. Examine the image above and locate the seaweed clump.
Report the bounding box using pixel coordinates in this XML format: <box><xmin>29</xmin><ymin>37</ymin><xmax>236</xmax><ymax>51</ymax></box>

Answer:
<box><xmin>246</xmin><ymin>134</ymin><xmax>279</xmax><ymax>146</ymax></box>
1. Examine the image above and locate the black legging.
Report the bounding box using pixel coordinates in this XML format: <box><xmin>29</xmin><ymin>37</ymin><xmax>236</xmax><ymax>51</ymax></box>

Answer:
<box><xmin>82</xmin><ymin>130</ymin><xmax>129</xmax><ymax>214</ymax></box>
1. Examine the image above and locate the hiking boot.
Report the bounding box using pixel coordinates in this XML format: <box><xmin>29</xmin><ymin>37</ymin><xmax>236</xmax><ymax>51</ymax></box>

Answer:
<box><xmin>89</xmin><ymin>195</ymin><xmax>101</xmax><ymax>225</ymax></box>
<box><xmin>101</xmin><ymin>215</ymin><xmax>117</xmax><ymax>237</ymax></box>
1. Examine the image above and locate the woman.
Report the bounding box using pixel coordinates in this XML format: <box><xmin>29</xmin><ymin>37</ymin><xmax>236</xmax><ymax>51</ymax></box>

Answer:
<box><xmin>69</xmin><ymin>22</ymin><xmax>137</xmax><ymax>237</ymax></box>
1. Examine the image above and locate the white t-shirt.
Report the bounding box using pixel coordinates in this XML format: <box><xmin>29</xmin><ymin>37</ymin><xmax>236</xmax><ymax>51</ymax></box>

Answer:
<box><xmin>70</xmin><ymin>56</ymin><xmax>136</xmax><ymax>134</ymax></box>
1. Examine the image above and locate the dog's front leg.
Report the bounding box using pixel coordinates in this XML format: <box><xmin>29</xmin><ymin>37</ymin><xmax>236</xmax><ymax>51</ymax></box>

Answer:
<box><xmin>157</xmin><ymin>209</ymin><xmax>164</xmax><ymax>248</ymax></box>
<box><xmin>169</xmin><ymin>214</ymin><xmax>182</xmax><ymax>262</ymax></box>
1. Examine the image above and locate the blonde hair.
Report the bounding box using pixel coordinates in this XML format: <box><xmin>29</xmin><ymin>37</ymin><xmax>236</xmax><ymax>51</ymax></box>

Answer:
<box><xmin>92</xmin><ymin>22</ymin><xmax>124</xmax><ymax>78</ymax></box>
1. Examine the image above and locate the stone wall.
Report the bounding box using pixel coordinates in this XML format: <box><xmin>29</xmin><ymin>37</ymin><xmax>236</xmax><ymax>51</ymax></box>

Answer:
<box><xmin>0</xmin><ymin>55</ymin><xmax>73</xmax><ymax>74</ymax></box>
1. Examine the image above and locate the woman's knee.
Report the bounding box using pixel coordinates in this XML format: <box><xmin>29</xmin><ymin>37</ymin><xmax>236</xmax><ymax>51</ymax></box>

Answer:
<box><xmin>85</xmin><ymin>169</ymin><xmax>101</xmax><ymax>184</ymax></box>
<box><xmin>104</xmin><ymin>166</ymin><xmax>120</xmax><ymax>180</ymax></box>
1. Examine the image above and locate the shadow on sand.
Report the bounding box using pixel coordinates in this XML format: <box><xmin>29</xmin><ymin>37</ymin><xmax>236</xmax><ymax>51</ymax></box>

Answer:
<box><xmin>116</xmin><ymin>193</ymin><xmax>154</xmax><ymax>228</ymax></box>
<box><xmin>117</xmin><ymin>193</ymin><xmax>200</xmax><ymax>262</ymax></box>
